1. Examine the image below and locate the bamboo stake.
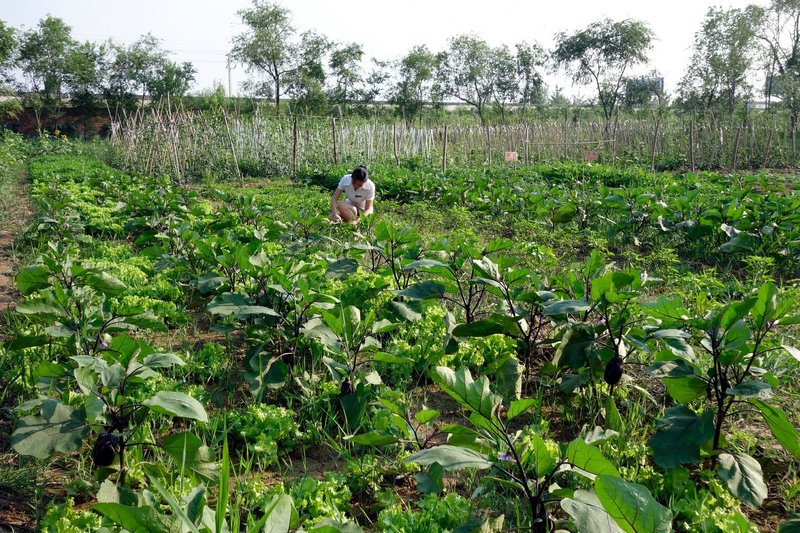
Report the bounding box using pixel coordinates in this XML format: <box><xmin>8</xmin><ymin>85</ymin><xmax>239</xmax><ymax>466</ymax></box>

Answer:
<box><xmin>763</xmin><ymin>129</ymin><xmax>773</xmax><ymax>168</ymax></box>
<box><xmin>485</xmin><ymin>125</ymin><xmax>492</xmax><ymax>164</ymax></box>
<box><xmin>110</xmin><ymin>109</ymin><xmax>800</xmax><ymax>180</ymax></box>
<box><xmin>441</xmin><ymin>125</ymin><xmax>448</xmax><ymax>173</ymax></box>
<box><xmin>292</xmin><ymin>115</ymin><xmax>298</xmax><ymax>180</ymax></box>
<box><xmin>611</xmin><ymin>111</ymin><xmax>619</xmax><ymax>165</ymax></box>
<box><xmin>466</xmin><ymin>128</ymin><xmax>472</xmax><ymax>166</ymax></box>
<box><xmin>524</xmin><ymin>124</ymin><xmax>530</xmax><ymax>165</ymax></box>
<box><xmin>222</xmin><ymin>107</ymin><xmax>242</xmax><ymax>186</ymax></box>
<box><xmin>165</xmin><ymin>96</ymin><xmax>183</xmax><ymax>183</ymax></box>
<box><xmin>731</xmin><ymin>126</ymin><xmax>742</xmax><ymax>172</ymax></box>
<box><xmin>331</xmin><ymin>117</ymin><xmax>339</xmax><ymax>165</ymax></box>
<box><xmin>650</xmin><ymin>118</ymin><xmax>661</xmax><ymax>172</ymax></box>
<box><xmin>392</xmin><ymin>123</ymin><xmax>399</xmax><ymax>166</ymax></box>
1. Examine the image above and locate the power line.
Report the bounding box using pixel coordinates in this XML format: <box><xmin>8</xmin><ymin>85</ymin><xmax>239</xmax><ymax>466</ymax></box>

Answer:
<box><xmin>167</xmin><ymin>50</ymin><xmax>231</xmax><ymax>56</ymax></box>
<box><xmin>73</xmin><ymin>33</ymin><xmax>232</xmax><ymax>46</ymax></box>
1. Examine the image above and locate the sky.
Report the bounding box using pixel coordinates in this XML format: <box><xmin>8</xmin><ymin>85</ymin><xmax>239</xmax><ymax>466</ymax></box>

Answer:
<box><xmin>5</xmin><ymin>0</ymin><xmax>760</xmax><ymax>99</ymax></box>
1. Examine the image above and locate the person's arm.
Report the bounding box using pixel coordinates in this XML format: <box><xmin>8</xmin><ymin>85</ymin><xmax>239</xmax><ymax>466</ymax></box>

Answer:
<box><xmin>330</xmin><ymin>189</ymin><xmax>343</xmax><ymax>221</ymax></box>
<box><xmin>362</xmin><ymin>199</ymin><xmax>374</xmax><ymax>217</ymax></box>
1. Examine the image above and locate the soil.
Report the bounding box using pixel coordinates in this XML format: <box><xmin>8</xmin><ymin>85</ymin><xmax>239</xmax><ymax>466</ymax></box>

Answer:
<box><xmin>0</xmin><ymin>448</ymin><xmax>37</xmax><ymax>532</ymax></box>
<box><xmin>748</xmin><ymin>480</ymin><xmax>786</xmax><ymax>532</ymax></box>
<box><xmin>0</xmin><ymin>502</ymin><xmax>34</xmax><ymax>532</ymax></box>
<box><xmin>740</xmin><ymin>419</ymin><xmax>796</xmax><ymax>532</ymax></box>
<box><xmin>0</xmin><ymin>170</ymin><xmax>32</xmax><ymax>318</ymax></box>
<box><xmin>0</xmin><ymin>231</ymin><xmax>19</xmax><ymax>315</ymax></box>
<box><xmin>0</xmin><ymin>169</ymin><xmax>35</xmax><ymax>531</ymax></box>
<box><xmin>0</xmin><ymin>168</ymin><xmax>796</xmax><ymax>531</ymax></box>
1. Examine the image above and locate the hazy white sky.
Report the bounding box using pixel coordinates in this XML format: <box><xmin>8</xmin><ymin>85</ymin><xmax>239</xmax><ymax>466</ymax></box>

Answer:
<box><xmin>5</xmin><ymin>0</ymin><xmax>760</xmax><ymax>98</ymax></box>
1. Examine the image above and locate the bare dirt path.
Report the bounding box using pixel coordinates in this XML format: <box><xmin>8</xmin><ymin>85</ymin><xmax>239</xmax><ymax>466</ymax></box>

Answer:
<box><xmin>0</xmin><ymin>169</ymin><xmax>32</xmax><ymax>316</ymax></box>
<box><xmin>0</xmin><ymin>168</ymin><xmax>34</xmax><ymax>531</ymax></box>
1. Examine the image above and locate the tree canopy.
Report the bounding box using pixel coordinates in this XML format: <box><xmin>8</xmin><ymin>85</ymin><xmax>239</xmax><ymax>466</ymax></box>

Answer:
<box><xmin>678</xmin><ymin>6</ymin><xmax>764</xmax><ymax>114</ymax></box>
<box><xmin>553</xmin><ymin>18</ymin><xmax>654</xmax><ymax>124</ymax></box>
<box><xmin>11</xmin><ymin>3</ymin><xmax>800</xmax><ymax>129</ymax></box>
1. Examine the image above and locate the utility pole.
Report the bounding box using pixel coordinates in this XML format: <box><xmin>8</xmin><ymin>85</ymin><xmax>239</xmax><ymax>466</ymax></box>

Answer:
<box><xmin>226</xmin><ymin>55</ymin><xmax>234</xmax><ymax>98</ymax></box>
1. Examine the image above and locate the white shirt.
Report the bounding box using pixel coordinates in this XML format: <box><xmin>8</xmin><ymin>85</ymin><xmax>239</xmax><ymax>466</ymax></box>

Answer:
<box><xmin>337</xmin><ymin>174</ymin><xmax>375</xmax><ymax>210</ymax></box>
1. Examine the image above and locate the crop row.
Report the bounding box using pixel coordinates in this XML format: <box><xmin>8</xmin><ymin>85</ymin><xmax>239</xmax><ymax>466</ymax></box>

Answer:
<box><xmin>3</xmin><ymin>150</ymin><xmax>800</xmax><ymax>531</ymax></box>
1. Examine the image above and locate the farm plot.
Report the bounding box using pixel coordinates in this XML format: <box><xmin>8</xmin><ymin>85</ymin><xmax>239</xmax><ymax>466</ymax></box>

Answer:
<box><xmin>2</xmin><ymin>147</ymin><xmax>800</xmax><ymax>532</ymax></box>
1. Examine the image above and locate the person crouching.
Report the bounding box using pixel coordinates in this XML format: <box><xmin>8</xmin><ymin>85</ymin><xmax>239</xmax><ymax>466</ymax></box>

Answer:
<box><xmin>329</xmin><ymin>165</ymin><xmax>375</xmax><ymax>224</ymax></box>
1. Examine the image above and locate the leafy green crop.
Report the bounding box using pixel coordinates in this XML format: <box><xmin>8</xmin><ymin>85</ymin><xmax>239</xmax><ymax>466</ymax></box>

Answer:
<box><xmin>226</xmin><ymin>404</ymin><xmax>301</xmax><ymax>466</ymax></box>
<box><xmin>6</xmin><ymin>147</ymin><xmax>800</xmax><ymax>531</ymax></box>
<box><xmin>377</xmin><ymin>493</ymin><xmax>472</xmax><ymax>533</ymax></box>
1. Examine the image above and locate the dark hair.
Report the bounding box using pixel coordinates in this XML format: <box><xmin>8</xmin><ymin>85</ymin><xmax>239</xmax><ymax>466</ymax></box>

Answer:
<box><xmin>352</xmin><ymin>165</ymin><xmax>368</xmax><ymax>183</ymax></box>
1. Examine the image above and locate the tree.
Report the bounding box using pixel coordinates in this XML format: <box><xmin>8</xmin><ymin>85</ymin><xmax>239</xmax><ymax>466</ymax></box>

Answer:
<box><xmin>231</xmin><ymin>1</ymin><xmax>297</xmax><ymax>114</ymax></box>
<box><xmin>104</xmin><ymin>40</ymin><xmax>140</xmax><ymax>114</ymax></box>
<box><xmin>624</xmin><ymin>73</ymin><xmax>665</xmax><ymax>109</ymax></box>
<box><xmin>195</xmin><ymin>83</ymin><xmax>227</xmax><ymax>111</ymax></box>
<box><xmin>65</xmin><ymin>41</ymin><xmax>107</xmax><ymax>137</ymax></box>
<box><xmin>125</xmin><ymin>34</ymin><xmax>171</xmax><ymax>104</ymax></box>
<box><xmin>759</xmin><ymin>0</ymin><xmax>800</xmax><ymax>129</ymax></box>
<box><xmin>389</xmin><ymin>45</ymin><xmax>438</xmax><ymax>125</ymax></box>
<box><xmin>553</xmin><ymin>18</ymin><xmax>654</xmax><ymax>127</ymax></box>
<box><xmin>549</xmin><ymin>86</ymin><xmax>571</xmax><ymax>107</ymax></box>
<box><xmin>102</xmin><ymin>34</ymin><xmax>190</xmax><ymax>114</ymax></box>
<box><xmin>515</xmin><ymin>41</ymin><xmax>547</xmax><ymax>118</ymax></box>
<box><xmin>0</xmin><ymin>20</ymin><xmax>15</xmax><ymax>79</ymax></box>
<box><xmin>0</xmin><ymin>20</ymin><xmax>21</xmax><ymax>121</ymax></box>
<box><xmin>328</xmin><ymin>42</ymin><xmax>363</xmax><ymax>110</ymax></box>
<box><xmin>351</xmin><ymin>58</ymin><xmax>391</xmax><ymax>117</ymax></box>
<box><xmin>678</xmin><ymin>6</ymin><xmax>764</xmax><ymax>114</ymax></box>
<box><xmin>284</xmin><ymin>30</ymin><xmax>330</xmax><ymax>114</ymax></box>
<box><xmin>146</xmin><ymin>60</ymin><xmax>196</xmax><ymax>101</ymax></box>
<box><xmin>490</xmin><ymin>44</ymin><xmax>518</xmax><ymax>123</ymax></box>
<box><xmin>17</xmin><ymin>15</ymin><xmax>77</xmax><ymax>129</ymax></box>
<box><xmin>435</xmin><ymin>34</ymin><xmax>495</xmax><ymax>125</ymax></box>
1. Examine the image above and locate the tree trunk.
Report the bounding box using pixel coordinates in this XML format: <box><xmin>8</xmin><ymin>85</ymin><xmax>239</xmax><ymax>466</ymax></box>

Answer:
<box><xmin>275</xmin><ymin>78</ymin><xmax>281</xmax><ymax>116</ymax></box>
<box><xmin>728</xmin><ymin>87</ymin><xmax>735</xmax><ymax>115</ymax></box>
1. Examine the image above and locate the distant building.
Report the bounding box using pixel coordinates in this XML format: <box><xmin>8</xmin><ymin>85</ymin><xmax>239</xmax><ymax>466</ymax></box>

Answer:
<box><xmin>625</xmin><ymin>76</ymin><xmax>665</xmax><ymax>107</ymax></box>
<box><xmin>637</xmin><ymin>76</ymin><xmax>665</xmax><ymax>93</ymax></box>
<box><xmin>746</xmin><ymin>100</ymin><xmax>779</xmax><ymax>111</ymax></box>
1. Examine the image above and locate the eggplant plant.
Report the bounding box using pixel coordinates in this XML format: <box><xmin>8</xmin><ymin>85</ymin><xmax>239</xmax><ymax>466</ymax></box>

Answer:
<box><xmin>192</xmin><ymin>232</ymin><xmax>256</xmax><ymax>293</ymax></box>
<box><xmin>92</xmin><ymin>435</ymin><xmax>296</xmax><ymax>533</ymax></box>
<box><xmin>259</xmin><ymin>256</ymin><xmax>338</xmax><ymax>350</ymax></box>
<box><xmin>11</xmin><ymin>333</ymin><xmax>209</xmax><ymax>484</ymax></box>
<box><xmin>356</xmin><ymin>220</ymin><xmax>422</xmax><ymax>290</ymax></box>
<box><xmin>236</xmin><ymin>258</ymin><xmax>339</xmax><ymax>400</ymax></box>
<box><xmin>446</xmin><ymin>255</ymin><xmax>549</xmax><ymax>394</ymax></box>
<box><xmin>343</xmin><ymin>400</ymin><xmax>445</xmax><ymax>461</ymax></box>
<box><xmin>406</xmin><ymin>367</ymin><xmax>672</xmax><ymax>532</ymax></box>
<box><xmin>539</xmin><ymin>252</ymin><xmax>682</xmax><ymax>410</ymax></box>
<box><xmin>644</xmin><ymin>282</ymin><xmax>800</xmax><ymax>509</ymax></box>
<box><xmin>303</xmin><ymin>303</ymin><xmax>398</xmax><ymax>430</ymax></box>
<box><xmin>14</xmin><ymin>245</ymin><xmax>167</xmax><ymax>357</ymax></box>
<box><xmin>716</xmin><ymin>177</ymin><xmax>800</xmax><ymax>265</ymax></box>
<box><xmin>548</xmin><ymin>266</ymin><xmax>655</xmax><ymax>395</ymax></box>
<box><xmin>601</xmin><ymin>187</ymin><xmax>658</xmax><ymax>245</ymax></box>
<box><xmin>403</xmin><ymin>237</ymin><xmax>513</xmax><ymax>324</ymax></box>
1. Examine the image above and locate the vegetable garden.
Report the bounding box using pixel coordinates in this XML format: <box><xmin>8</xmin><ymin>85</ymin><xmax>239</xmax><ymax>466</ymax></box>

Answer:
<box><xmin>2</xmin><ymin>130</ymin><xmax>800</xmax><ymax>532</ymax></box>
